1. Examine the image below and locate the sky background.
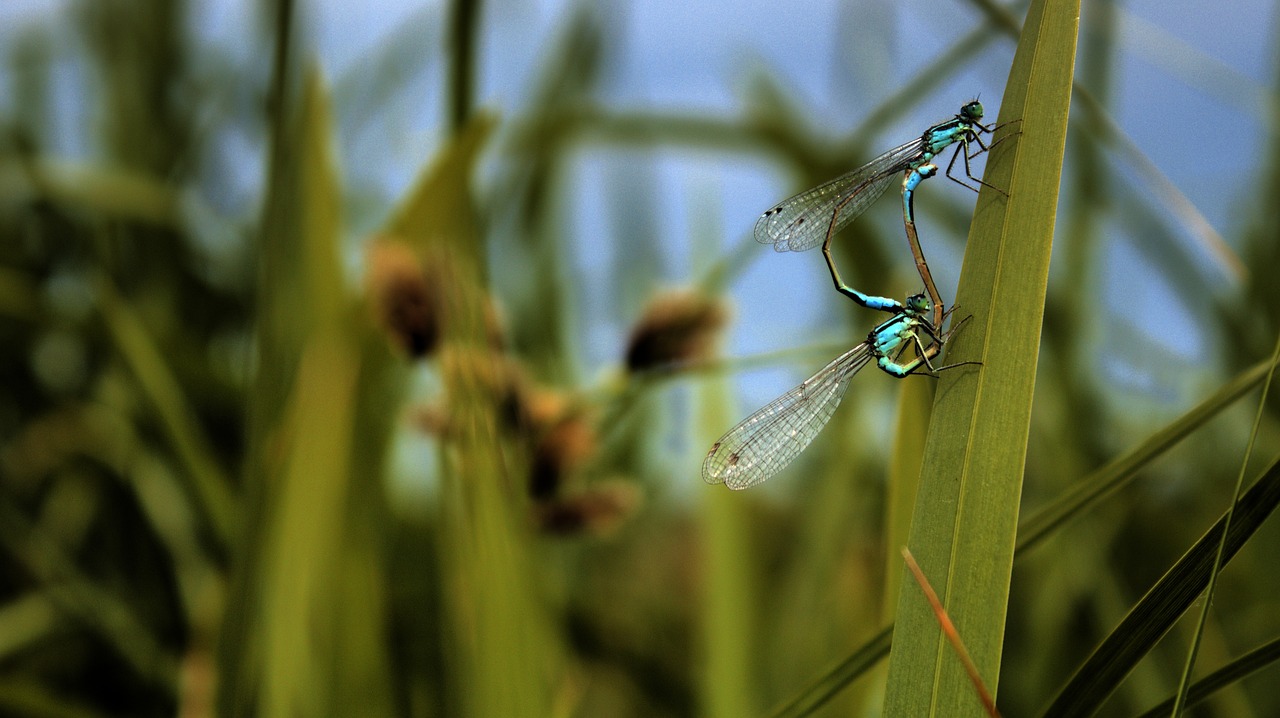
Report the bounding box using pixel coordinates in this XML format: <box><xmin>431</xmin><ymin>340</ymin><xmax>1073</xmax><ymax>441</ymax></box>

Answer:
<box><xmin>2</xmin><ymin>0</ymin><xmax>1275</xmax><ymax>461</ymax></box>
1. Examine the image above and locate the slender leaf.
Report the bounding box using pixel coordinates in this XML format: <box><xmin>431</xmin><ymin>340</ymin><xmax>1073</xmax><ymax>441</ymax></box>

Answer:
<box><xmin>1018</xmin><ymin>359</ymin><xmax>1274</xmax><ymax>552</ymax></box>
<box><xmin>762</xmin><ymin>356</ymin><xmax>1273</xmax><ymax>715</ymax></box>
<box><xmin>1042</xmin><ymin>453</ymin><xmax>1280</xmax><ymax>717</ymax></box>
<box><xmin>1134</xmin><ymin>636</ymin><xmax>1280</xmax><ymax>718</ymax></box>
<box><xmin>768</xmin><ymin>627</ymin><xmax>892</xmax><ymax>718</ymax></box>
<box><xmin>95</xmin><ymin>275</ymin><xmax>237</xmax><ymax>545</ymax></box>
<box><xmin>883</xmin><ymin>0</ymin><xmax>1080</xmax><ymax>714</ymax></box>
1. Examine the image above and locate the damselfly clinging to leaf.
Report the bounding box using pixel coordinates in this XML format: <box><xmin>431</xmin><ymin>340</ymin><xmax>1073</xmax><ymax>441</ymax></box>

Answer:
<box><xmin>702</xmin><ymin>292</ymin><xmax>976</xmax><ymax>490</ymax></box>
<box><xmin>754</xmin><ymin>101</ymin><xmax>1009</xmax><ymax>326</ymax></box>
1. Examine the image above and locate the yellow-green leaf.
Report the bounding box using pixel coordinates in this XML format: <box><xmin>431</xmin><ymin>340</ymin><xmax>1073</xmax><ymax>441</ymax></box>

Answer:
<box><xmin>883</xmin><ymin>0</ymin><xmax>1081</xmax><ymax>713</ymax></box>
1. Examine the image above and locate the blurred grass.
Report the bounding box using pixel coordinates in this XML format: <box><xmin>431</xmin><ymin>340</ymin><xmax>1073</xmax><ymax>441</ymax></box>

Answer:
<box><xmin>1173</xmin><ymin>332</ymin><xmax>1280</xmax><ymax>712</ymax></box>
<box><xmin>1043</xmin><ymin>452</ymin><xmax>1280</xmax><ymax>717</ymax></box>
<box><xmin>884</xmin><ymin>379</ymin><xmax>935</xmax><ymax>618</ymax></box>
<box><xmin>3</xmin><ymin>1</ymin><xmax>1280</xmax><ymax>717</ymax></box>
<box><xmin>762</xmin><ymin>349</ymin><xmax>1279</xmax><ymax>716</ymax></box>
<box><xmin>406</xmin><ymin>112</ymin><xmax>560</xmax><ymax>718</ymax></box>
<box><xmin>1135</xmin><ymin>636</ymin><xmax>1280</xmax><ymax>718</ymax></box>
<box><xmin>95</xmin><ymin>275</ymin><xmax>237</xmax><ymax>546</ymax></box>
<box><xmin>232</xmin><ymin>67</ymin><xmax>398</xmax><ymax>718</ymax></box>
<box><xmin>700</xmin><ymin>382</ymin><xmax>757</xmax><ymax>718</ymax></box>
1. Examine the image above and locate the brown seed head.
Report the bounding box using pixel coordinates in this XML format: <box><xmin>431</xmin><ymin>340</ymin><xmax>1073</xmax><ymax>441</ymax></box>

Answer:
<box><xmin>366</xmin><ymin>238</ymin><xmax>441</xmax><ymax>358</ymax></box>
<box><xmin>535</xmin><ymin>481</ymin><xmax>642</xmax><ymax>537</ymax></box>
<box><xmin>625</xmin><ymin>289</ymin><xmax>729</xmax><ymax>372</ymax></box>
<box><xmin>528</xmin><ymin>410</ymin><xmax>596</xmax><ymax>499</ymax></box>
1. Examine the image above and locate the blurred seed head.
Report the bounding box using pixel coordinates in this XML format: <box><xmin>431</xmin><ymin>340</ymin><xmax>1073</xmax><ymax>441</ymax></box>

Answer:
<box><xmin>366</xmin><ymin>238</ymin><xmax>441</xmax><ymax>358</ymax></box>
<box><xmin>410</xmin><ymin>403</ymin><xmax>453</xmax><ymax>439</ymax></box>
<box><xmin>413</xmin><ymin>345</ymin><xmax>601</xmax><ymax>501</ymax></box>
<box><xmin>414</xmin><ymin>346</ymin><xmax>532</xmax><ymax>439</ymax></box>
<box><xmin>520</xmin><ymin>383</ymin><xmax>570</xmax><ymax>431</ymax></box>
<box><xmin>535</xmin><ymin>480</ymin><xmax>642</xmax><ymax>537</ymax></box>
<box><xmin>528</xmin><ymin>409</ymin><xmax>596</xmax><ymax>500</ymax></box>
<box><xmin>366</xmin><ymin>236</ymin><xmax>509</xmax><ymax>355</ymax></box>
<box><xmin>624</xmin><ymin>289</ymin><xmax>729</xmax><ymax>372</ymax></box>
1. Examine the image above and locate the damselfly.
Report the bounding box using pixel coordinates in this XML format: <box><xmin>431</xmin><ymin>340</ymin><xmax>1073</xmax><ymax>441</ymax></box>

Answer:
<box><xmin>755</xmin><ymin>101</ymin><xmax>1003</xmax><ymax>324</ymax></box>
<box><xmin>702</xmin><ymin>293</ymin><xmax>974</xmax><ymax>490</ymax></box>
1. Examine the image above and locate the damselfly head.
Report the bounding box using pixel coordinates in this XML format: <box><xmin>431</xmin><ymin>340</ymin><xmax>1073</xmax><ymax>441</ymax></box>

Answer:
<box><xmin>906</xmin><ymin>292</ymin><xmax>932</xmax><ymax>314</ymax></box>
<box><xmin>961</xmin><ymin>100</ymin><xmax>984</xmax><ymax>122</ymax></box>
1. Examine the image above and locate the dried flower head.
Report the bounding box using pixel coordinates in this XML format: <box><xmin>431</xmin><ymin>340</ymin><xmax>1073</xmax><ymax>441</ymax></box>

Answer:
<box><xmin>366</xmin><ymin>238</ymin><xmax>441</xmax><ymax>358</ymax></box>
<box><xmin>367</xmin><ymin>236</ymin><xmax>510</xmax><ymax>358</ymax></box>
<box><xmin>419</xmin><ymin>346</ymin><xmax>531</xmax><ymax>434</ymax></box>
<box><xmin>534</xmin><ymin>481</ymin><xmax>642</xmax><ymax>537</ymax></box>
<box><xmin>528</xmin><ymin>410</ymin><xmax>596</xmax><ymax>499</ymax></box>
<box><xmin>624</xmin><ymin>289</ymin><xmax>729</xmax><ymax>372</ymax></box>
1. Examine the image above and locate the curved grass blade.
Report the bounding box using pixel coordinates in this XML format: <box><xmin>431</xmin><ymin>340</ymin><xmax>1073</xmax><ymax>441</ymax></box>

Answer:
<box><xmin>1173</xmin><ymin>329</ymin><xmax>1280</xmax><ymax>713</ymax></box>
<box><xmin>763</xmin><ymin>357</ymin><xmax>1272</xmax><ymax>715</ymax></box>
<box><xmin>1017</xmin><ymin>359</ymin><xmax>1273</xmax><ymax>552</ymax></box>
<box><xmin>95</xmin><ymin>274</ymin><xmax>237</xmax><ymax>547</ymax></box>
<box><xmin>1133</xmin><ymin>636</ymin><xmax>1280</xmax><ymax>718</ymax></box>
<box><xmin>1041</xmin><ymin>453</ymin><xmax>1280</xmax><ymax>718</ymax></box>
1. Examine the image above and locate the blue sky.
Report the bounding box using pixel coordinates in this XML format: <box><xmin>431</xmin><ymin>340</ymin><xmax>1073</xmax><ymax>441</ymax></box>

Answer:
<box><xmin>2</xmin><ymin>0</ymin><xmax>1274</xmax><ymax>433</ymax></box>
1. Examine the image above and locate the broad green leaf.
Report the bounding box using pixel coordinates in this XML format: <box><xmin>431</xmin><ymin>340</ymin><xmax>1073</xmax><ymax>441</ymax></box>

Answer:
<box><xmin>883</xmin><ymin>0</ymin><xmax>1080</xmax><ymax>714</ymax></box>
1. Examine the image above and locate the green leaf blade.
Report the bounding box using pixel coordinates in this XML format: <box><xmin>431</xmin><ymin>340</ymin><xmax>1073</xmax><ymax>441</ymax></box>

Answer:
<box><xmin>883</xmin><ymin>0</ymin><xmax>1081</xmax><ymax>714</ymax></box>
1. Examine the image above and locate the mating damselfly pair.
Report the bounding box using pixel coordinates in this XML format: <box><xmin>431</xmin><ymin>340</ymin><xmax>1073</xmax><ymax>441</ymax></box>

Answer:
<box><xmin>703</xmin><ymin>100</ymin><xmax>1014</xmax><ymax>489</ymax></box>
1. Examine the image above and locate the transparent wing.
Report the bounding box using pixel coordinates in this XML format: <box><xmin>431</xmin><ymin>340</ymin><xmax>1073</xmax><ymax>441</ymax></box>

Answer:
<box><xmin>703</xmin><ymin>343</ymin><xmax>874</xmax><ymax>490</ymax></box>
<box><xmin>754</xmin><ymin>138</ymin><xmax>925</xmax><ymax>252</ymax></box>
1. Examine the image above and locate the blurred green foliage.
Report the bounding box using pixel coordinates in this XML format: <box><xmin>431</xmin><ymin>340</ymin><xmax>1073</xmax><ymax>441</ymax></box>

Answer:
<box><xmin>2</xmin><ymin>1</ymin><xmax>1280</xmax><ymax>717</ymax></box>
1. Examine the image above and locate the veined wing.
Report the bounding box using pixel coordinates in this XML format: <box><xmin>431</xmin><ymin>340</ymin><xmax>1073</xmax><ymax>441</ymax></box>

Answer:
<box><xmin>703</xmin><ymin>342</ymin><xmax>874</xmax><ymax>490</ymax></box>
<box><xmin>754</xmin><ymin>137</ymin><xmax>925</xmax><ymax>252</ymax></box>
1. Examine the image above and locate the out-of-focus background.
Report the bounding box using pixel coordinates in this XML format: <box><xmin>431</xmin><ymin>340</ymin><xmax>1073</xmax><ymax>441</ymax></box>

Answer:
<box><xmin>2</xmin><ymin>0</ymin><xmax>1279</xmax><ymax>716</ymax></box>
